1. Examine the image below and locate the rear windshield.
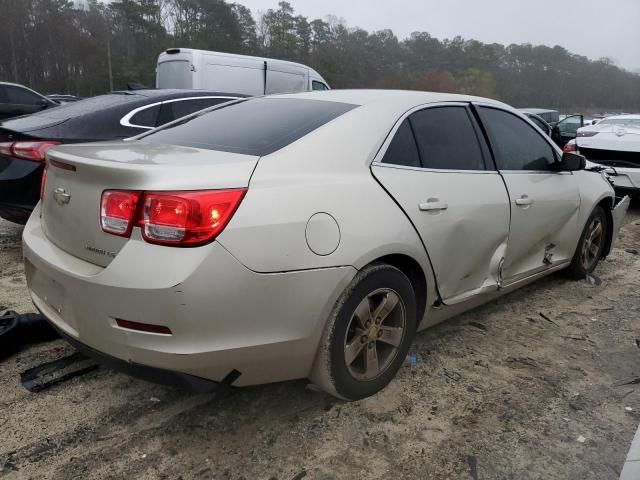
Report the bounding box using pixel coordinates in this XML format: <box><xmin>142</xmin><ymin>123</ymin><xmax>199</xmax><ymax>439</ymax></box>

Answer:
<box><xmin>138</xmin><ymin>97</ymin><xmax>357</xmax><ymax>156</ymax></box>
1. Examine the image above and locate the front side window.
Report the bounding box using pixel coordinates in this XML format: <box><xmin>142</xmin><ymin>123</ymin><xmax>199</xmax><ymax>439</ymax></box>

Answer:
<box><xmin>6</xmin><ymin>86</ymin><xmax>42</xmax><ymax>105</ymax></box>
<box><xmin>557</xmin><ymin>115</ymin><xmax>583</xmax><ymax>134</ymax></box>
<box><xmin>409</xmin><ymin>106</ymin><xmax>486</xmax><ymax>170</ymax></box>
<box><xmin>528</xmin><ymin>115</ymin><xmax>549</xmax><ymax>133</ymax></box>
<box><xmin>480</xmin><ymin>107</ymin><xmax>557</xmax><ymax>171</ymax></box>
<box><xmin>140</xmin><ymin>98</ymin><xmax>356</xmax><ymax>156</ymax></box>
<box><xmin>381</xmin><ymin>119</ymin><xmax>420</xmax><ymax>168</ymax></box>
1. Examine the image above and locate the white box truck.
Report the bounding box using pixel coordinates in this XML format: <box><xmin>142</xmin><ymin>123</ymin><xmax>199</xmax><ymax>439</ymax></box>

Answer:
<box><xmin>156</xmin><ymin>48</ymin><xmax>330</xmax><ymax>95</ymax></box>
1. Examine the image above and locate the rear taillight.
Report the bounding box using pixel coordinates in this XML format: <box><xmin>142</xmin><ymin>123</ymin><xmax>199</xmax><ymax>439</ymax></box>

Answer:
<box><xmin>100</xmin><ymin>190</ymin><xmax>142</xmax><ymax>237</ymax></box>
<box><xmin>0</xmin><ymin>141</ymin><xmax>61</xmax><ymax>162</ymax></box>
<box><xmin>99</xmin><ymin>189</ymin><xmax>246</xmax><ymax>247</ymax></box>
<box><xmin>577</xmin><ymin>131</ymin><xmax>597</xmax><ymax>138</ymax></box>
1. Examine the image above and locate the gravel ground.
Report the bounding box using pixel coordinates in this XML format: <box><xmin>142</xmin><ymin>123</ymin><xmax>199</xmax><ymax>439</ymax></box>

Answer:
<box><xmin>1</xmin><ymin>207</ymin><xmax>639</xmax><ymax>480</ymax></box>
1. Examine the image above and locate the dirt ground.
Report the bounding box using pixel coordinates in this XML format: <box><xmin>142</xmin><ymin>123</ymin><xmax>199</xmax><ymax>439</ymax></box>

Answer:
<box><xmin>1</xmin><ymin>207</ymin><xmax>640</xmax><ymax>480</ymax></box>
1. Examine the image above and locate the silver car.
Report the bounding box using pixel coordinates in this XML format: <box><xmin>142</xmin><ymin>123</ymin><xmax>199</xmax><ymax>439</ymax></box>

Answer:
<box><xmin>23</xmin><ymin>90</ymin><xmax>629</xmax><ymax>400</ymax></box>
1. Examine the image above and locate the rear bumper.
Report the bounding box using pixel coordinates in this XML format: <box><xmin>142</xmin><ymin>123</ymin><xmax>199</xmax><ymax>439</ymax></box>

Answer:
<box><xmin>23</xmin><ymin>206</ymin><xmax>356</xmax><ymax>386</ymax></box>
<box><xmin>51</xmin><ymin>323</ymin><xmax>220</xmax><ymax>392</ymax></box>
<box><xmin>0</xmin><ymin>156</ymin><xmax>41</xmax><ymax>223</ymax></box>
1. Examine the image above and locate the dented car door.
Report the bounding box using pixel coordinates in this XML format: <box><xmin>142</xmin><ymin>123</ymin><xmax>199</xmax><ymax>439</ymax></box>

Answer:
<box><xmin>477</xmin><ymin>105</ymin><xmax>581</xmax><ymax>284</ymax></box>
<box><xmin>372</xmin><ymin>104</ymin><xmax>510</xmax><ymax>303</ymax></box>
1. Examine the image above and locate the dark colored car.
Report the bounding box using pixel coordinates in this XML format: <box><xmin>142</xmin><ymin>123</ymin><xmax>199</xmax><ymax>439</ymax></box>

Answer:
<box><xmin>0</xmin><ymin>82</ymin><xmax>59</xmax><ymax>121</ymax></box>
<box><xmin>519</xmin><ymin>108</ymin><xmax>584</xmax><ymax>148</ymax></box>
<box><xmin>0</xmin><ymin>89</ymin><xmax>242</xmax><ymax>224</ymax></box>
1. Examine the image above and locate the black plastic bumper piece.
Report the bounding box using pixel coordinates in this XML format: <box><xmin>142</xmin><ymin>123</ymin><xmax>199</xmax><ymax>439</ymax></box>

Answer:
<box><xmin>53</xmin><ymin>324</ymin><xmax>228</xmax><ymax>394</ymax></box>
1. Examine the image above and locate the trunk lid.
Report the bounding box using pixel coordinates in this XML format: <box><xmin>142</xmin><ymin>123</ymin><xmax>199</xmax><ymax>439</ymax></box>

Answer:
<box><xmin>41</xmin><ymin>141</ymin><xmax>258</xmax><ymax>267</ymax></box>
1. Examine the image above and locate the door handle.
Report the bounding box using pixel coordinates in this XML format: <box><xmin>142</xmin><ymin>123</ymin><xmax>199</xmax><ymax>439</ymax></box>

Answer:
<box><xmin>515</xmin><ymin>195</ymin><xmax>533</xmax><ymax>206</ymax></box>
<box><xmin>419</xmin><ymin>199</ymin><xmax>448</xmax><ymax>211</ymax></box>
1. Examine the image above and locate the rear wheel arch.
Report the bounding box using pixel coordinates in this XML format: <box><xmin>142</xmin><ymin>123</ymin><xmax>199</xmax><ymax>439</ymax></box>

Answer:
<box><xmin>367</xmin><ymin>254</ymin><xmax>428</xmax><ymax>326</ymax></box>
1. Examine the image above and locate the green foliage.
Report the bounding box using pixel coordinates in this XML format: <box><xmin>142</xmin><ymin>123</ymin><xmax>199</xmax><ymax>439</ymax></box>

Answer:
<box><xmin>0</xmin><ymin>0</ymin><xmax>638</xmax><ymax>111</ymax></box>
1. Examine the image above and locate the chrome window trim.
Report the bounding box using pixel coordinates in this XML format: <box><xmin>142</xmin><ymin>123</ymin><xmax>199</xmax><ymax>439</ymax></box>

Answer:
<box><xmin>371</xmin><ymin>101</ymin><xmax>493</xmax><ymax>173</ymax></box>
<box><xmin>371</xmin><ymin>161</ymin><xmax>499</xmax><ymax>175</ymax></box>
<box><xmin>120</xmin><ymin>96</ymin><xmax>238</xmax><ymax>130</ymax></box>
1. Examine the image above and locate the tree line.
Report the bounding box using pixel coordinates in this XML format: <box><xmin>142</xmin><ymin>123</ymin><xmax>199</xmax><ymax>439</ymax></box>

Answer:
<box><xmin>1</xmin><ymin>0</ymin><xmax>638</xmax><ymax>112</ymax></box>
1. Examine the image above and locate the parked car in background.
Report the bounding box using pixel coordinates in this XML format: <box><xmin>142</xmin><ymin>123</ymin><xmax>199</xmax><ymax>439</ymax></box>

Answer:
<box><xmin>521</xmin><ymin>110</ymin><xmax>552</xmax><ymax>136</ymax></box>
<box><xmin>519</xmin><ymin>108</ymin><xmax>559</xmax><ymax>124</ymax></box>
<box><xmin>574</xmin><ymin>114</ymin><xmax>640</xmax><ymax>197</ymax></box>
<box><xmin>24</xmin><ymin>90</ymin><xmax>628</xmax><ymax>401</ymax></box>
<box><xmin>46</xmin><ymin>94</ymin><xmax>82</xmax><ymax>104</ymax></box>
<box><xmin>156</xmin><ymin>48</ymin><xmax>330</xmax><ymax>95</ymax></box>
<box><xmin>0</xmin><ymin>89</ymin><xmax>242</xmax><ymax>224</ymax></box>
<box><xmin>0</xmin><ymin>82</ymin><xmax>58</xmax><ymax>121</ymax></box>
<box><xmin>519</xmin><ymin>108</ymin><xmax>584</xmax><ymax>148</ymax></box>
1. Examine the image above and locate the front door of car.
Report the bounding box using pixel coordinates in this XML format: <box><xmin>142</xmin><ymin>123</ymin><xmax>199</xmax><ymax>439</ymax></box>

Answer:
<box><xmin>551</xmin><ymin>114</ymin><xmax>584</xmax><ymax>147</ymax></box>
<box><xmin>477</xmin><ymin>105</ymin><xmax>581</xmax><ymax>285</ymax></box>
<box><xmin>371</xmin><ymin>104</ymin><xmax>510</xmax><ymax>304</ymax></box>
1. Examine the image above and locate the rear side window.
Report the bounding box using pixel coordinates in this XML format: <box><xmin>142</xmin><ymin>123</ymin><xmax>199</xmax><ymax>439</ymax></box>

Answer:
<box><xmin>157</xmin><ymin>97</ymin><xmax>233</xmax><ymax>125</ymax></box>
<box><xmin>140</xmin><ymin>98</ymin><xmax>357</xmax><ymax>156</ymax></box>
<box><xmin>409</xmin><ymin>106</ymin><xmax>486</xmax><ymax>170</ymax></box>
<box><xmin>480</xmin><ymin>107</ymin><xmax>557</xmax><ymax>171</ymax></box>
<box><xmin>129</xmin><ymin>105</ymin><xmax>161</xmax><ymax>128</ymax></box>
<box><xmin>6</xmin><ymin>86</ymin><xmax>42</xmax><ymax>105</ymax></box>
<box><xmin>312</xmin><ymin>81</ymin><xmax>329</xmax><ymax>91</ymax></box>
<box><xmin>382</xmin><ymin>119</ymin><xmax>420</xmax><ymax>168</ymax></box>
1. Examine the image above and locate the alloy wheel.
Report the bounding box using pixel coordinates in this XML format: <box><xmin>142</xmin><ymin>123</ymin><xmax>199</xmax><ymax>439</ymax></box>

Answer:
<box><xmin>343</xmin><ymin>288</ymin><xmax>406</xmax><ymax>381</ymax></box>
<box><xmin>581</xmin><ymin>217</ymin><xmax>603</xmax><ymax>270</ymax></box>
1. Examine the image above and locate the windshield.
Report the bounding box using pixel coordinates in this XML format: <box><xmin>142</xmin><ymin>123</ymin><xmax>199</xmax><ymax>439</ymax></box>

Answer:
<box><xmin>139</xmin><ymin>97</ymin><xmax>357</xmax><ymax>156</ymax></box>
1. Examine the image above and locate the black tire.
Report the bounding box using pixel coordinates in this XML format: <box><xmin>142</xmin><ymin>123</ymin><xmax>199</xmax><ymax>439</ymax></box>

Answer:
<box><xmin>310</xmin><ymin>263</ymin><xmax>417</xmax><ymax>400</ymax></box>
<box><xmin>566</xmin><ymin>205</ymin><xmax>608</xmax><ymax>279</ymax></box>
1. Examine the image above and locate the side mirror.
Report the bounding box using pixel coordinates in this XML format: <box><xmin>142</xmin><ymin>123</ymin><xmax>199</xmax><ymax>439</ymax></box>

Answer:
<box><xmin>38</xmin><ymin>99</ymin><xmax>51</xmax><ymax>109</ymax></box>
<box><xmin>560</xmin><ymin>152</ymin><xmax>586</xmax><ymax>171</ymax></box>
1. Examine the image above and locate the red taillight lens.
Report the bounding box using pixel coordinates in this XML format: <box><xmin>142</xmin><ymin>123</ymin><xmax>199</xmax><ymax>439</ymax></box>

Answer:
<box><xmin>99</xmin><ymin>189</ymin><xmax>246</xmax><ymax>247</ymax></box>
<box><xmin>100</xmin><ymin>190</ymin><xmax>141</xmax><ymax>237</ymax></box>
<box><xmin>40</xmin><ymin>166</ymin><xmax>48</xmax><ymax>201</ymax></box>
<box><xmin>10</xmin><ymin>141</ymin><xmax>61</xmax><ymax>161</ymax></box>
<box><xmin>577</xmin><ymin>131</ymin><xmax>597</xmax><ymax>138</ymax></box>
<box><xmin>140</xmin><ymin>189</ymin><xmax>246</xmax><ymax>246</ymax></box>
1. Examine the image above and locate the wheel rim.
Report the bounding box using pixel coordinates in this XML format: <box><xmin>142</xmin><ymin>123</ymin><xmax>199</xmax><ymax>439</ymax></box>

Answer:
<box><xmin>581</xmin><ymin>217</ymin><xmax>603</xmax><ymax>270</ymax></box>
<box><xmin>343</xmin><ymin>288</ymin><xmax>406</xmax><ymax>381</ymax></box>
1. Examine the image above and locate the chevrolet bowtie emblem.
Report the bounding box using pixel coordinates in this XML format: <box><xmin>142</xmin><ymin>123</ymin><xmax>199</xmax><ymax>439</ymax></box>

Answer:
<box><xmin>53</xmin><ymin>187</ymin><xmax>71</xmax><ymax>206</ymax></box>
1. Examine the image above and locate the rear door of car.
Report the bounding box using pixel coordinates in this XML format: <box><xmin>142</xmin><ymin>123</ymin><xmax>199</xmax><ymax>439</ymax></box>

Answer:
<box><xmin>476</xmin><ymin>105</ymin><xmax>581</xmax><ymax>285</ymax></box>
<box><xmin>371</xmin><ymin>103</ymin><xmax>510</xmax><ymax>304</ymax></box>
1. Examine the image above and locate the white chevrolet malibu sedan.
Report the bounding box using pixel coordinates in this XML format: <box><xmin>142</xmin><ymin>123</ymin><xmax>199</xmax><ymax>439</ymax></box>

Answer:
<box><xmin>23</xmin><ymin>90</ymin><xmax>629</xmax><ymax>400</ymax></box>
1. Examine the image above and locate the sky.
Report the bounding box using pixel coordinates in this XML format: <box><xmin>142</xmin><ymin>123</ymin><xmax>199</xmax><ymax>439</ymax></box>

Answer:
<box><xmin>240</xmin><ymin>0</ymin><xmax>640</xmax><ymax>73</ymax></box>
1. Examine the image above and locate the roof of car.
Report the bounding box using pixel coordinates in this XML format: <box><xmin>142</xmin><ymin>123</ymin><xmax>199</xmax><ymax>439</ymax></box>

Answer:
<box><xmin>276</xmin><ymin>89</ymin><xmax>509</xmax><ymax>108</ymax></box>
<box><xmin>602</xmin><ymin>114</ymin><xmax>640</xmax><ymax>120</ymax></box>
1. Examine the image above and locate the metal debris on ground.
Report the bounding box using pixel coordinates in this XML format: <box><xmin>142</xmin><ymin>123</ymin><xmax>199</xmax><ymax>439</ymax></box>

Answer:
<box><xmin>577</xmin><ymin>435</ymin><xmax>586</xmax><ymax>443</ymax></box>
<box><xmin>20</xmin><ymin>351</ymin><xmax>99</xmax><ymax>392</ymax></box>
